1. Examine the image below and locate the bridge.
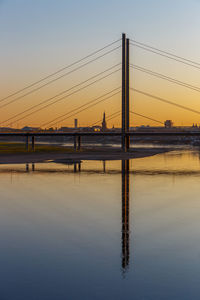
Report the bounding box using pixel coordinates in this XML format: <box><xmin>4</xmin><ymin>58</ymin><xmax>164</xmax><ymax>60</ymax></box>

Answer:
<box><xmin>1</xmin><ymin>33</ymin><xmax>200</xmax><ymax>151</ymax></box>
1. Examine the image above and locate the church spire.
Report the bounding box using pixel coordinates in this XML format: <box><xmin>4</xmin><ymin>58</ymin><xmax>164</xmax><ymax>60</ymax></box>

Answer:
<box><xmin>102</xmin><ymin>111</ymin><xmax>107</xmax><ymax>131</ymax></box>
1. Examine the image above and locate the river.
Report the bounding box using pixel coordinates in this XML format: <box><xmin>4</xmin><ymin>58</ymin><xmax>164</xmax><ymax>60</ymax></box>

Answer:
<box><xmin>0</xmin><ymin>148</ymin><xmax>200</xmax><ymax>299</ymax></box>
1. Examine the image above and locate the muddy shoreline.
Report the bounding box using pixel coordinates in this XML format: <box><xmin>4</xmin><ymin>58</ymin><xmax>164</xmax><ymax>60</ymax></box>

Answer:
<box><xmin>0</xmin><ymin>147</ymin><xmax>173</xmax><ymax>164</ymax></box>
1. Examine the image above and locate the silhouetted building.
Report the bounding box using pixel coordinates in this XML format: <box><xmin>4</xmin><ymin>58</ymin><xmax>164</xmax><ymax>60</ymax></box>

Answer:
<box><xmin>60</xmin><ymin>127</ymin><xmax>76</xmax><ymax>132</ymax></box>
<box><xmin>164</xmin><ymin>120</ymin><xmax>173</xmax><ymax>128</ymax></box>
<box><xmin>22</xmin><ymin>126</ymin><xmax>40</xmax><ymax>132</ymax></box>
<box><xmin>74</xmin><ymin>119</ymin><xmax>78</xmax><ymax>129</ymax></box>
<box><xmin>102</xmin><ymin>112</ymin><xmax>107</xmax><ymax>131</ymax></box>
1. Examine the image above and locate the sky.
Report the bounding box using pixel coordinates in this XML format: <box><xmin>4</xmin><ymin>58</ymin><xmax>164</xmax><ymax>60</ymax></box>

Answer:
<box><xmin>1</xmin><ymin>0</ymin><xmax>200</xmax><ymax>128</ymax></box>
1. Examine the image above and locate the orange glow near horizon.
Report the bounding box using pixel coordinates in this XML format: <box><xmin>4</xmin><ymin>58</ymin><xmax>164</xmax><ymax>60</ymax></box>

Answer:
<box><xmin>2</xmin><ymin>37</ymin><xmax>200</xmax><ymax>129</ymax></box>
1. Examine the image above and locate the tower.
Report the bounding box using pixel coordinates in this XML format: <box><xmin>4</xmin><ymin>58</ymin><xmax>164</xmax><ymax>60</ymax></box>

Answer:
<box><xmin>74</xmin><ymin>119</ymin><xmax>78</xmax><ymax>129</ymax></box>
<box><xmin>102</xmin><ymin>112</ymin><xmax>107</xmax><ymax>131</ymax></box>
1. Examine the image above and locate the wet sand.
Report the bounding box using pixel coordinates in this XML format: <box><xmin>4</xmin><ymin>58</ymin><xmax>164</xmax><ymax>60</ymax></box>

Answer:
<box><xmin>0</xmin><ymin>147</ymin><xmax>172</xmax><ymax>164</ymax></box>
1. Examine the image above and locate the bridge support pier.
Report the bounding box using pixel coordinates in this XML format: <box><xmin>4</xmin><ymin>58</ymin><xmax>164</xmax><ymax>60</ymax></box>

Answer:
<box><xmin>25</xmin><ymin>135</ymin><xmax>29</xmax><ymax>151</ymax></box>
<box><xmin>125</xmin><ymin>134</ymin><xmax>130</xmax><ymax>151</ymax></box>
<box><xmin>77</xmin><ymin>136</ymin><xmax>81</xmax><ymax>151</ymax></box>
<box><xmin>74</xmin><ymin>135</ymin><xmax>81</xmax><ymax>151</ymax></box>
<box><xmin>32</xmin><ymin>136</ymin><xmax>35</xmax><ymax>151</ymax></box>
<box><xmin>74</xmin><ymin>136</ymin><xmax>77</xmax><ymax>151</ymax></box>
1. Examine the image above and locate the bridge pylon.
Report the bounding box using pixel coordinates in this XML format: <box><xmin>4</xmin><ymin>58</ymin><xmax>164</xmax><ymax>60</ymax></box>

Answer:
<box><xmin>122</xmin><ymin>33</ymin><xmax>130</xmax><ymax>151</ymax></box>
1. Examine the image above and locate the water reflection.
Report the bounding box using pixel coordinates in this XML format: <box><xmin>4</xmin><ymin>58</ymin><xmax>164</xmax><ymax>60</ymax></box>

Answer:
<box><xmin>7</xmin><ymin>160</ymin><xmax>132</xmax><ymax>276</ymax></box>
<box><xmin>72</xmin><ymin>159</ymin><xmax>131</xmax><ymax>275</ymax></box>
<box><xmin>4</xmin><ymin>150</ymin><xmax>200</xmax><ymax>285</ymax></box>
<box><xmin>4</xmin><ymin>149</ymin><xmax>200</xmax><ymax>176</ymax></box>
<box><xmin>121</xmin><ymin>160</ymin><xmax>130</xmax><ymax>274</ymax></box>
<box><xmin>2</xmin><ymin>150</ymin><xmax>200</xmax><ymax>298</ymax></box>
<box><xmin>26</xmin><ymin>163</ymin><xmax>29</xmax><ymax>172</ymax></box>
<box><xmin>103</xmin><ymin>160</ymin><xmax>106</xmax><ymax>173</ymax></box>
<box><xmin>25</xmin><ymin>163</ymin><xmax>35</xmax><ymax>172</ymax></box>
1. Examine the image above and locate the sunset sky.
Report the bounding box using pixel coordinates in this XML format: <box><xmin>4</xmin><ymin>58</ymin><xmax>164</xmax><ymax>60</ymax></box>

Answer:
<box><xmin>1</xmin><ymin>0</ymin><xmax>200</xmax><ymax>128</ymax></box>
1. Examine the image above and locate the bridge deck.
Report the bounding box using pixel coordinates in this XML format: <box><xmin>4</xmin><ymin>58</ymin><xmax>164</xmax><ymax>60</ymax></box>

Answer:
<box><xmin>0</xmin><ymin>131</ymin><xmax>199</xmax><ymax>137</ymax></box>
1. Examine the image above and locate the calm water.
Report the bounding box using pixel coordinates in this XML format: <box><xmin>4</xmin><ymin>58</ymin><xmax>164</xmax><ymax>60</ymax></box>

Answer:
<box><xmin>1</xmin><ymin>149</ymin><xmax>200</xmax><ymax>299</ymax></box>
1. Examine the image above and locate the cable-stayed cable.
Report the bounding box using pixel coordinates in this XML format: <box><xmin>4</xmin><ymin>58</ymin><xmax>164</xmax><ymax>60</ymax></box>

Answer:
<box><xmin>130</xmin><ymin>64</ymin><xmax>200</xmax><ymax>93</ymax></box>
<box><xmin>130</xmin><ymin>111</ymin><xmax>163</xmax><ymax>124</ymax></box>
<box><xmin>106</xmin><ymin>112</ymin><xmax>121</xmax><ymax>124</ymax></box>
<box><xmin>107</xmin><ymin>111</ymin><xmax>162</xmax><ymax>125</ymax></box>
<box><xmin>131</xmin><ymin>39</ymin><xmax>200</xmax><ymax>67</ymax></box>
<box><xmin>2</xmin><ymin>65</ymin><xmax>121</xmax><ymax>126</ymax></box>
<box><xmin>0</xmin><ymin>39</ymin><xmax>121</xmax><ymax>103</ymax></box>
<box><xmin>0</xmin><ymin>46</ymin><xmax>121</xmax><ymax>109</ymax></box>
<box><xmin>6</xmin><ymin>69</ymin><xmax>121</xmax><ymax>127</ymax></box>
<box><xmin>131</xmin><ymin>88</ymin><xmax>200</xmax><ymax>116</ymax></box>
<box><xmin>130</xmin><ymin>43</ymin><xmax>200</xmax><ymax>70</ymax></box>
<box><xmin>91</xmin><ymin>110</ymin><xmax>162</xmax><ymax>127</ymax></box>
<box><xmin>45</xmin><ymin>91</ymin><xmax>121</xmax><ymax>128</ymax></box>
<box><xmin>41</xmin><ymin>87</ymin><xmax>121</xmax><ymax>128</ymax></box>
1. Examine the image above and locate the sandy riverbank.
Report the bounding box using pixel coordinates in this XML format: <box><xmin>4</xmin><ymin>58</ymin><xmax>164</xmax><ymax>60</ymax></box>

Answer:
<box><xmin>0</xmin><ymin>147</ymin><xmax>173</xmax><ymax>164</ymax></box>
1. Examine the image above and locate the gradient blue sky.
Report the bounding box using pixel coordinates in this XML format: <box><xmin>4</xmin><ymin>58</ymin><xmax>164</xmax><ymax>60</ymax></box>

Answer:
<box><xmin>1</xmin><ymin>0</ymin><xmax>200</xmax><ymax>127</ymax></box>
